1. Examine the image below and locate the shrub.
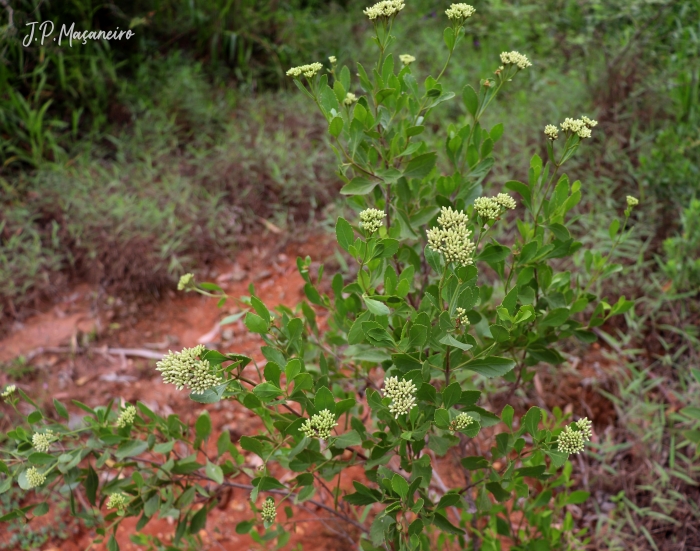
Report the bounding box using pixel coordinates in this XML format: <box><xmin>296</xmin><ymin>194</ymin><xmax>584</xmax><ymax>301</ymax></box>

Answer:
<box><xmin>0</xmin><ymin>3</ymin><xmax>638</xmax><ymax>549</ymax></box>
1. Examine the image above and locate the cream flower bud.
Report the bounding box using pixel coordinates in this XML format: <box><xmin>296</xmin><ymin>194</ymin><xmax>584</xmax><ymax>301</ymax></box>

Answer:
<box><xmin>449</xmin><ymin>412</ymin><xmax>474</xmax><ymax>433</ymax></box>
<box><xmin>116</xmin><ymin>404</ymin><xmax>137</xmax><ymax>428</ymax></box>
<box><xmin>32</xmin><ymin>430</ymin><xmax>56</xmax><ymax>453</ymax></box>
<box><xmin>557</xmin><ymin>424</ymin><xmax>585</xmax><ymax>455</ymax></box>
<box><xmin>287</xmin><ymin>62</ymin><xmax>323</xmax><ymax>79</ymax></box>
<box><xmin>156</xmin><ymin>345</ymin><xmax>223</xmax><ymax>394</ymax></box>
<box><xmin>177</xmin><ymin>273</ymin><xmax>195</xmax><ymax>291</ymax></box>
<box><xmin>445</xmin><ymin>3</ymin><xmax>475</xmax><ymax>21</ymax></box>
<box><xmin>359</xmin><ymin>208</ymin><xmax>386</xmax><ymax>234</ymax></box>
<box><xmin>1</xmin><ymin>385</ymin><xmax>16</xmax><ymax>401</ymax></box>
<box><xmin>473</xmin><ymin>197</ymin><xmax>501</xmax><ymax>220</ymax></box>
<box><xmin>626</xmin><ymin>195</ymin><xmax>639</xmax><ymax>207</ymax></box>
<box><xmin>427</xmin><ymin>207</ymin><xmax>476</xmax><ymax>267</ymax></box>
<box><xmin>500</xmin><ymin>51</ymin><xmax>532</xmax><ymax>69</ymax></box>
<box><xmin>399</xmin><ymin>54</ymin><xmax>416</xmax><ymax>66</ymax></box>
<box><xmin>328</xmin><ymin>56</ymin><xmax>337</xmax><ymax>64</ymax></box>
<box><xmin>300</xmin><ymin>409</ymin><xmax>338</xmax><ymax>440</ymax></box>
<box><xmin>261</xmin><ymin>497</ymin><xmax>276</xmax><ymax>523</ymax></box>
<box><xmin>382</xmin><ymin>376</ymin><xmax>417</xmax><ymax>418</ymax></box>
<box><xmin>363</xmin><ymin>0</ymin><xmax>405</xmax><ymax>20</ymax></box>
<box><xmin>454</xmin><ymin>307</ymin><xmax>470</xmax><ymax>326</ymax></box>
<box><xmin>576</xmin><ymin>417</ymin><xmax>593</xmax><ymax>441</ymax></box>
<box><xmin>344</xmin><ymin>92</ymin><xmax>358</xmax><ymax>106</ymax></box>
<box><xmin>495</xmin><ymin>193</ymin><xmax>517</xmax><ymax>210</ymax></box>
<box><xmin>107</xmin><ymin>493</ymin><xmax>129</xmax><ymax>514</ymax></box>
<box><xmin>582</xmin><ymin>116</ymin><xmax>598</xmax><ymax>128</ymax></box>
<box><xmin>544</xmin><ymin>125</ymin><xmax>559</xmax><ymax>140</ymax></box>
<box><xmin>25</xmin><ymin>467</ymin><xmax>46</xmax><ymax>488</ymax></box>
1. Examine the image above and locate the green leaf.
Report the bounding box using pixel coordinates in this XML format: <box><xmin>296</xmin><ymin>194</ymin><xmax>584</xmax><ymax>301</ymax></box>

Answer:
<box><xmin>253</xmin><ymin>382</ymin><xmax>283</xmax><ymax>400</ymax></box>
<box><xmin>486</xmin><ymin>482</ymin><xmax>510</xmax><ymax>502</ymax></box>
<box><xmin>329</xmin><ymin>116</ymin><xmax>344</xmax><ymax>137</ymax></box>
<box><xmin>501</xmin><ymin>405</ymin><xmax>514</xmax><ymax>430</ymax></box>
<box><xmin>195</xmin><ymin>411</ymin><xmax>212</xmax><ymax>442</ymax></box>
<box><xmin>333</xmin><ymin>430</ymin><xmax>362</xmax><ymax>448</ymax></box>
<box><xmin>27</xmin><ymin>410</ymin><xmax>43</xmax><ymax>424</ymax></box>
<box><xmin>608</xmin><ymin>218</ymin><xmax>620</xmax><ymax>240</ymax></box>
<box><xmin>32</xmin><ymin>502</ymin><xmax>49</xmax><ymax>517</ymax></box>
<box><xmin>442</xmin><ymin>382</ymin><xmax>462</xmax><ymax>409</ymax></box>
<box><xmin>439</xmin><ymin>334</ymin><xmax>473</xmax><ymax>352</ymax></box>
<box><xmin>523</xmin><ymin>407</ymin><xmax>541</xmax><ymax>437</ymax></box>
<box><xmin>505</xmin><ymin>180</ymin><xmax>531</xmax><ymax>208</ymax></box>
<box><xmin>432</xmin><ymin>511</ymin><xmax>464</xmax><ymax>535</ymax></box>
<box><xmin>462</xmin><ymin>85</ymin><xmax>478</xmax><ymax>118</ymax></box>
<box><xmin>205</xmin><ymin>461</ymin><xmax>224</xmax><ymax>485</ymax></box>
<box><xmin>314</xmin><ymin>386</ymin><xmax>336</xmax><ymax>414</ymax></box>
<box><xmin>545</xmin><ymin>449</ymin><xmax>569</xmax><ymax>468</ymax></box>
<box><xmin>336</xmin><ymin>217</ymin><xmax>355</xmax><ymax>252</ymax></box>
<box><xmin>364</xmin><ymin>296</ymin><xmax>390</xmax><ymax>316</ymax></box>
<box><xmin>340</xmin><ymin>177</ymin><xmax>378</xmax><ymax>195</ymax></box>
<box><xmin>53</xmin><ymin>399</ymin><xmax>69</xmax><ymax>420</ymax></box>
<box><xmin>189</xmin><ymin>505</ymin><xmax>208</xmax><ymax>534</ymax></box>
<box><xmin>391</xmin><ymin>474</ymin><xmax>410</xmax><ymax>499</ymax></box>
<box><xmin>540</xmin><ymin>308</ymin><xmax>570</xmax><ymax>327</ymax></box>
<box><xmin>85</xmin><ymin>464</ymin><xmax>98</xmax><ymax>505</ymax></box>
<box><xmin>460</xmin><ymin>455</ymin><xmax>489</xmax><ymax>471</ymax></box>
<box><xmin>461</xmin><ymin>356</ymin><xmax>515</xmax><ymax>378</ymax></box>
<box><xmin>403</xmin><ymin>152</ymin><xmax>437</xmax><ymax>180</ymax></box>
<box><xmin>245</xmin><ymin>312</ymin><xmax>268</xmax><ymax>334</ymax></box>
<box><xmin>115</xmin><ymin>439</ymin><xmax>149</xmax><ymax>459</ymax></box>
<box><xmin>240</xmin><ymin>436</ymin><xmax>264</xmax><ymax>458</ymax></box>
<box><xmin>566</xmin><ymin>490</ymin><xmax>590</xmax><ymax>505</ymax></box>
<box><xmin>434</xmin><ymin>408</ymin><xmax>450</xmax><ymax>429</ymax></box>
<box><xmin>107</xmin><ymin>535</ymin><xmax>119</xmax><ymax>551</ymax></box>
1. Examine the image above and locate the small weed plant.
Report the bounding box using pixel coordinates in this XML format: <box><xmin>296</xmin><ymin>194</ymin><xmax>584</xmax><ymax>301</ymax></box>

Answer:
<box><xmin>0</xmin><ymin>4</ymin><xmax>638</xmax><ymax>550</ymax></box>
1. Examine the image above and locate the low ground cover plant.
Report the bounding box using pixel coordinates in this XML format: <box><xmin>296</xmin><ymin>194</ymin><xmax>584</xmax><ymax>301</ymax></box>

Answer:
<box><xmin>0</xmin><ymin>3</ymin><xmax>639</xmax><ymax>549</ymax></box>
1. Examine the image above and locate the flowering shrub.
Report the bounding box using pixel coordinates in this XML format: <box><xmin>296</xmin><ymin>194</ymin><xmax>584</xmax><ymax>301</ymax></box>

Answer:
<box><xmin>0</xmin><ymin>3</ymin><xmax>639</xmax><ymax>550</ymax></box>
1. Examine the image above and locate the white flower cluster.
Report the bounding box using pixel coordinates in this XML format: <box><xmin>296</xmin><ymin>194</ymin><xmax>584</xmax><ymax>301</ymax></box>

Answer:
<box><xmin>544</xmin><ymin>124</ymin><xmax>559</xmax><ymax>140</ymax></box>
<box><xmin>1</xmin><ymin>384</ymin><xmax>16</xmax><ymax>401</ymax></box>
<box><xmin>496</xmin><ymin>192</ymin><xmax>517</xmax><ymax>210</ymax></box>
<box><xmin>328</xmin><ymin>55</ymin><xmax>337</xmax><ymax>64</ymax></box>
<box><xmin>557</xmin><ymin>417</ymin><xmax>592</xmax><ymax>455</ymax></box>
<box><xmin>500</xmin><ymin>51</ymin><xmax>532</xmax><ymax>69</ymax></box>
<box><xmin>32</xmin><ymin>430</ymin><xmax>56</xmax><ymax>453</ymax></box>
<box><xmin>344</xmin><ymin>92</ymin><xmax>358</xmax><ymax>106</ymax></box>
<box><xmin>363</xmin><ymin>0</ymin><xmax>405</xmax><ymax>20</ymax></box>
<box><xmin>445</xmin><ymin>3</ymin><xmax>475</xmax><ymax>21</ymax></box>
<box><xmin>399</xmin><ymin>54</ymin><xmax>415</xmax><ymax>66</ymax></box>
<box><xmin>107</xmin><ymin>493</ymin><xmax>129</xmax><ymax>514</ymax></box>
<box><xmin>286</xmin><ymin>62</ymin><xmax>324</xmax><ymax>78</ymax></box>
<box><xmin>382</xmin><ymin>376</ymin><xmax>417</xmax><ymax>418</ymax></box>
<box><xmin>261</xmin><ymin>497</ymin><xmax>277</xmax><ymax>523</ymax></box>
<box><xmin>559</xmin><ymin>117</ymin><xmax>597</xmax><ymax>139</ymax></box>
<box><xmin>25</xmin><ymin>467</ymin><xmax>46</xmax><ymax>488</ymax></box>
<box><xmin>427</xmin><ymin>206</ymin><xmax>476</xmax><ymax>267</ymax></box>
<box><xmin>360</xmin><ymin>208</ymin><xmax>386</xmax><ymax>234</ymax></box>
<box><xmin>626</xmin><ymin>195</ymin><xmax>639</xmax><ymax>207</ymax></box>
<box><xmin>455</xmin><ymin>307</ymin><xmax>470</xmax><ymax>326</ymax></box>
<box><xmin>177</xmin><ymin>273</ymin><xmax>195</xmax><ymax>291</ymax></box>
<box><xmin>301</xmin><ymin>409</ymin><xmax>338</xmax><ymax>440</ymax></box>
<box><xmin>474</xmin><ymin>197</ymin><xmax>500</xmax><ymax>219</ymax></box>
<box><xmin>116</xmin><ymin>404</ymin><xmax>137</xmax><ymax>428</ymax></box>
<box><xmin>474</xmin><ymin>193</ymin><xmax>516</xmax><ymax>220</ymax></box>
<box><xmin>449</xmin><ymin>412</ymin><xmax>474</xmax><ymax>433</ymax></box>
<box><xmin>156</xmin><ymin>345</ymin><xmax>223</xmax><ymax>394</ymax></box>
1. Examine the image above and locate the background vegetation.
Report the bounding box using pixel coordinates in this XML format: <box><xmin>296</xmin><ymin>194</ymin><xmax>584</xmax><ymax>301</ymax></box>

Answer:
<box><xmin>0</xmin><ymin>0</ymin><xmax>698</xmax><ymax>549</ymax></box>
